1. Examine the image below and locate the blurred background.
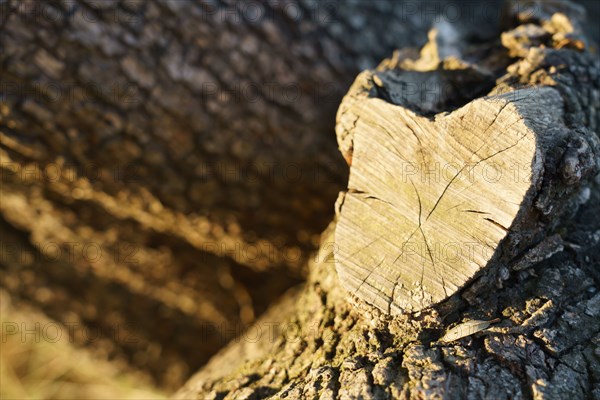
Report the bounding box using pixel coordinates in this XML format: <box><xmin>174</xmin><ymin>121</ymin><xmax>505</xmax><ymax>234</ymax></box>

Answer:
<box><xmin>1</xmin><ymin>0</ymin><xmax>597</xmax><ymax>398</ymax></box>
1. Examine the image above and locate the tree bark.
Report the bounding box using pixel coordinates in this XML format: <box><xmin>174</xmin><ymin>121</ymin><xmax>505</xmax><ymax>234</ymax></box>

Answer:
<box><xmin>1</xmin><ymin>0</ymin><xmax>482</xmax><ymax>268</ymax></box>
<box><xmin>175</xmin><ymin>1</ymin><xmax>600</xmax><ymax>398</ymax></box>
<box><xmin>1</xmin><ymin>0</ymin><xmax>508</xmax><ymax>389</ymax></box>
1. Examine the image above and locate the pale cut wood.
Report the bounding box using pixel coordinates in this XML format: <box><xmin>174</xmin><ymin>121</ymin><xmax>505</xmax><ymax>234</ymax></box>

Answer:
<box><xmin>438</xmin><ymin>318</ymin><xmax>501</xmax><ymax>343</ymax></box>
<box><xmin>335</xmin><ymin>87</ymin><xmax>567</xmax><ymax>314</ymax></box>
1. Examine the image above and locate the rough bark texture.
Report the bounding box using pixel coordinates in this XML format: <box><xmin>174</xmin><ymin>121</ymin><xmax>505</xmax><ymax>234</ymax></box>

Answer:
<box><xmin>0</xmin><ymin>0</ymin><xmax>511</xmax><ymax>389</ymax></box>
<box><xmin>0</xmin><ymin>0</ymin><xmax>482</xmax><ymax>270</ymax></box>
<box><xmin>176</xmin><ymin>1</ymin><xmax>600</xmax><ymax>398</ymax></box>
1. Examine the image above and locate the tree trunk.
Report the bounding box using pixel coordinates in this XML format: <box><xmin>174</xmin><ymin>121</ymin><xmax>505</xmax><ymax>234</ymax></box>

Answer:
<box><xmin>0</xmin><ymin>0</ymin><xmax>509</xmax><ymax>389</ymax></box>
<box><xmin>175</xmin><ymin>2</ymin><xmax>600</xmax><ymax>398</ymax></box>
